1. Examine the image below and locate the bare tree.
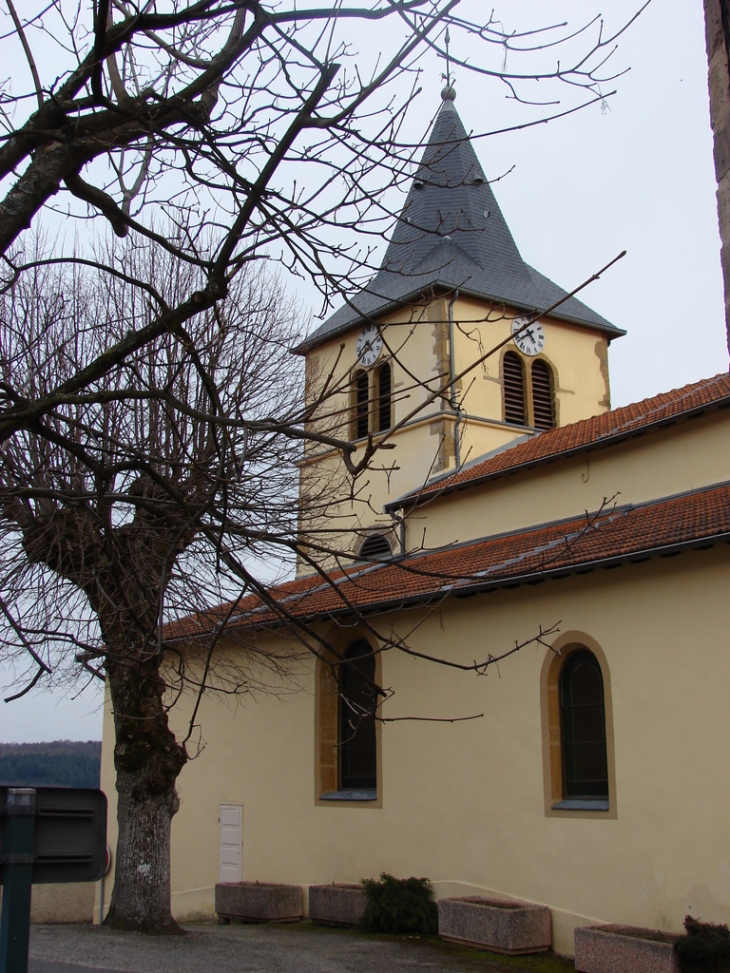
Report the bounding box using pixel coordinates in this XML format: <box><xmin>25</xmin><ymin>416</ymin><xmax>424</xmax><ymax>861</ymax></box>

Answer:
<box><xmin>0</xmin><ymin>1</ymin><xmax>646</xmax><ymax>934</ymax></box>
<box><xmin>703</xmin><ymin>0</ymin><xmax>730</xmax><ymax>355</ymax></box>
<box><xmin>0</xmin><ymin>235</ymin><xmax>615</xmax><ymax>933</ymax></box>
<box><xmin>0</xmin><ymin>1</ymin><xmax>642</xmax><ymax>440</ymax></box>
<box><xmin>0</xmin><ymin>250</ymin><xmax>309</xmax><ymax>932</ymax></box>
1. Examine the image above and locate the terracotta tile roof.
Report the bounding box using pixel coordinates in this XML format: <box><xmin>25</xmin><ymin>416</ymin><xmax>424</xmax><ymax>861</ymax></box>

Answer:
<box><xmin>170</xmin><ymin>481</ymin><xmax>730</xmax><ymax>640</ymax></box>
<box><xmin>387</xmin><ymin>372</ymin><xmax>730</xmax><ymax>510</ymax></box>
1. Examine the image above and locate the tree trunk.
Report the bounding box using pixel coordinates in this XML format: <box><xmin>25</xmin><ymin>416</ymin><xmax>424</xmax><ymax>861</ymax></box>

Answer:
<box><xmin>704</xmin><ymin>0</ymin><xmax>730</xmax><ymax>357</ymax></box>
<box><xmin>103</xmin><ymin>654</ymin><xmax>187</xmax><ymax>934</ymax></box>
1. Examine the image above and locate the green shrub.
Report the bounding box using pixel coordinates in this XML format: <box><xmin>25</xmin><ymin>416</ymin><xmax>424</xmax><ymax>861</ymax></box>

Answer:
<box><xmin>360</xmin><ymin>873</ymin><xmax>438</xmax><ymax>936</ymax></box>
<box><xmin>674</xmin><ymin>915</ymin><xmax>730</xmax><ymax>973</ymax></box>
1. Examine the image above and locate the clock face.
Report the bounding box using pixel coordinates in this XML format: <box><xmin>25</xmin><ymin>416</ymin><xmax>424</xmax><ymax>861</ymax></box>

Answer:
<box><xmin>511</xmin><ymin>316</ymin><xmax>545</xmax><ymax>357</ymax></box>
<box><xmin>356</xmin><ymin>324</ymin><xmax>383</xmax><ymax>367</ymax></box>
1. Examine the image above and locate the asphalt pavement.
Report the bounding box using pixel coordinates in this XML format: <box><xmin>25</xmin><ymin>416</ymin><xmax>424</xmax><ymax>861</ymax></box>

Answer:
<box><xmin>28</xmin><ymin>920</ymin><xmax>575</xmax><ymax>973</ymax></box>
<box><xmin>31</xmin><ymin>964</ymin><xmax>122</xmax><ymax>973</ymax></box>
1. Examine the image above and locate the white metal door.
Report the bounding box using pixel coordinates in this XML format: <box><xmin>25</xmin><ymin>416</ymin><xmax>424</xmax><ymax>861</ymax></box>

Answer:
<box><xmin>219</xmin><ymin>804</ymin><xmax>242</xmax><ymax>883</ymax></box>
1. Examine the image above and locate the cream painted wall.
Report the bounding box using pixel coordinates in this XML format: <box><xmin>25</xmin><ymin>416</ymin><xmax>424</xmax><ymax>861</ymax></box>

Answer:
<box><xmin>98</xmin><ymin>546</ymin><xmax>730</xmax><ymax>954</ymax></box>
<box><xmin>451</xmin><ymin>296</ymin><xmax>611</xmax><ymax>432</ymax></box>
<box><xmin>299</xmin><ymin>303</ymin><xmax>461</xmax><ymax>568</ymax></box>
<box><xmin>96</xmin><ymin>635</ymin><xmax>313</xmax><ymax>924</ymax></box>
<box><xmin>98</xmin><ymin>301</ymin><xmax>724</xmax><ymax>950</ymax></box>
<box><xmin>303</xmin><ymin>302</ymin><xmax>445</xmax><ymax>455</ymax></box>
<box><xmin>408</xmin><ymin>410</ymin><xmax>730</xmax><ymax>550</ymax></box>
<box><xmin>299</xmin><ymin>295</ymin><xmax>613</xmax><ymax>568</ymax></box>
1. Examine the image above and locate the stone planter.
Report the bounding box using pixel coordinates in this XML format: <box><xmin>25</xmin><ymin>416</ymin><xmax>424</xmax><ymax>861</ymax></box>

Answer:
<box><xmin>309</xmin><ymin>884</ymin><xmax>366</xmax><ymax>927</ymax></box>
<box><xmin>574</xmin><ymin>924</ymin><xmax>681</xmax><ymax>973</ymax></box>
<box><xmin>215</xmin><ymin>882</ymin><xmax>303</xmax><ymax>923</ymax></box>
<box><xmin>437</xmin><ymin>896</ymin><xmax>552</xmax><ymax>955</ymax></box>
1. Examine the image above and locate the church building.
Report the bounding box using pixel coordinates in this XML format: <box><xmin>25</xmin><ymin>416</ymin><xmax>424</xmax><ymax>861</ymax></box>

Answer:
<box><xmin>100</xmin><ymin>88</ymin><xmax>730</xmax><ymax>955</ymax></box>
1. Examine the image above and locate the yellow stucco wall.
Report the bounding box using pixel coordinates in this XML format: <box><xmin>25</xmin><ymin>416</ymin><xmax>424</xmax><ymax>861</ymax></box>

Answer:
<box><xmin>450</xmin><ymin>296</ymin><xmax>610</xmax><ymax>433</ymax></box>
<box><xmin>99</xmin><ymin>543</ymin><xmax>730</xmax><ymax>955</ymax></box>
<box><xmin>408</xmin><ymin>409</ymin><xmax>730</xmax><ymax>550</ymax></box>
<box><xmin>97</xmin><ymin>290</ymin><xmax>725</xmax><ymax>953</ymax></box>
<box><xmin>0</xmin><ymin>883</ymin><xmax>94</xmax><ymax>924</ymax></box>
<box><xmin>96</xmin><ymin>690</ymin><xmax>115</xmax><ymax>924</ymax></box>
<box><xmin>298</xmin><ymin>296</ymin><xmax>612</xmax><ymax>568</ymax></box>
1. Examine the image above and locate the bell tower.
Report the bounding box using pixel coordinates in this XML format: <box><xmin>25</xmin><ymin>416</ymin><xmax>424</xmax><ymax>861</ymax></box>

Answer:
<box><xmin>295</xmin><ymin>88</ymin><xmax>624</xmax><ymax>574</ymax></box>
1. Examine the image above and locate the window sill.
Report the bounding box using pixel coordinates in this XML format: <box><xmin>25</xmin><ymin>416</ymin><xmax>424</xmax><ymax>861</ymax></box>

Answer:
<box><xmin>551</xmin><ymin>799</ymin><xmax>609</xmax><ymax>811</ymax></box>
<box><xmin>319</xmin><ymin>789</ymin><xmax>377</xmax><ymax>802</ymax></box>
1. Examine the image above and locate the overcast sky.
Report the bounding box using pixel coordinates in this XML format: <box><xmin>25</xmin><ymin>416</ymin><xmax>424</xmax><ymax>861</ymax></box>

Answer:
<box><xmin>456</xmin><ymin>0</ymin><xmax>727</xmax><ymax>408</ymax></box>
<box><xmin>1</xmin><ymin>0</ymin><xmax>725</xmax><ymax>745</ymax></box>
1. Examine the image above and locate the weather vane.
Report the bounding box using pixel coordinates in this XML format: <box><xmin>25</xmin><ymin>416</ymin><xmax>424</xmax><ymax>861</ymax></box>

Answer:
<box><xmin>441</xmin><ymin>27</ymin><xmax>456</xmax><ymax>100</ymax></box>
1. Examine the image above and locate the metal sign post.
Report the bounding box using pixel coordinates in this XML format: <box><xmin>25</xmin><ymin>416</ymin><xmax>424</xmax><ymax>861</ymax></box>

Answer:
<box><xmin>0</xmin><ymin>786</ymin><xmax>107</xmax><ymax>973</ymax></box>
<box><xmin>0</xmin><ymin>790</ymin><xmax>35</xmax><ymax>973</ymax></box>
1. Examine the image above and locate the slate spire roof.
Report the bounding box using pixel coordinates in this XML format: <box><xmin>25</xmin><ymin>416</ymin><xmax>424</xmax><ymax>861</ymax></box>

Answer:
<box><xmin>298</xmin><ymin>91</ymin><xmax>623</xmax><ymax>352</ymax></box>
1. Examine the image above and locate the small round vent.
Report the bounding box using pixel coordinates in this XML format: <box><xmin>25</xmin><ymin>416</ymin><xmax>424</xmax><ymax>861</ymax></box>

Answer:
<box><xmin>413</xmin><ymin>180</ymin><xmax>425</xmax><ymax>190</ymax></box>
<box><xmin>358</xmin><ymin>534</ymin><xmax>393</xmax><ymax>561</ymax></box>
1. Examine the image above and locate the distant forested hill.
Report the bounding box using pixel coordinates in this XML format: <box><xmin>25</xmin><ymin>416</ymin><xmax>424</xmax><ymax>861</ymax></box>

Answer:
<box><xmin>0</xmin><ymin>740</ymin><xmax>101</xmax><ymax>788</ymax></box>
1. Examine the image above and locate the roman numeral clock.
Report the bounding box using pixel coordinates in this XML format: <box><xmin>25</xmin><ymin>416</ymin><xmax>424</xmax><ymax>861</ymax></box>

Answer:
<box><xmin>512</xmin><ymin>316</ymin><xmax>545</xmax><ymax>356</ymax></box>
<box><xmin>356</xmin><ymin>324</ymin><xmax>383</xmax><ymax>367</ymax></box>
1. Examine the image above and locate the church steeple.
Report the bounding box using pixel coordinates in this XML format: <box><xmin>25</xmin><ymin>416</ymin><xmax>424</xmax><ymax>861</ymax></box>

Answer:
<box><xmin>379</xmin><ymin>91</ymin><xmax>527</xmax><ymax>297</ymax></box>
<box><xmin>295</xmin><ymin>90</ymin><xmax>622</xmax><ymax>574</ymax></box>
<box><xmin>299</xmin><ymin>92</ymin><xmax>622</xmax><ymax>351</ymax></box>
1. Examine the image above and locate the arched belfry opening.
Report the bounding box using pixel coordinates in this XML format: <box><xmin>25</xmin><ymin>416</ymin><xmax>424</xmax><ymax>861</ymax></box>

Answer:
<box><xmin>503</xmin><ymin>351</ymin><xmax>526</xmax><ymax>425</ymax></box>
<box><xmin>531</xmin><ymin>359</ymin><xmax>555</xmax><ymax>429</ymax></box>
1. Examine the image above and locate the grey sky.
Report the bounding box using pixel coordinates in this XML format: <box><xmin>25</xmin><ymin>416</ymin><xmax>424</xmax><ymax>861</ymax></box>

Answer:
<box><xmin>1</xmin><ymin>0</ymin><xmax>725</xmax><ymax>744</ymax></box>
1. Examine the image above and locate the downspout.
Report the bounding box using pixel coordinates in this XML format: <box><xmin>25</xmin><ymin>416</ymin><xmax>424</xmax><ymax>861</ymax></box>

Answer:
<box><xmin>447</xmin><ymin>290</ymin><xmax>462</xmax><ymax>469</ymax></box>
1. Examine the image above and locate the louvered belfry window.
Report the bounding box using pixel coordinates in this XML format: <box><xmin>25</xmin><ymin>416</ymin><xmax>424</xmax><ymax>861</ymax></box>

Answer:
<box><xmin>531</xmin><ymin>359</ymin><xmax>554</xmax><ymax>430</ymax></box>
<box><xmin>354</xmin><ymin>370</ymin><xmax>369</xmax><ymax>439</ymax></box>
<box><xmin>503</xmin><ymin>351</ymin><xmax>526</xmax><ymax>425</ymax></box>
<box><xmin>377</xmin><ymin>363</ymin><xmax>392</xmax><ymax>432</ymax></box>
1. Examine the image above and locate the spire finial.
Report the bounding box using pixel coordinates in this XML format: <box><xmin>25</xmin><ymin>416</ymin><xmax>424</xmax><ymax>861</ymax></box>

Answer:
<box><xmin>441</xmin><ymin>27</ymin><xmax>456</xmax><ymax>101</ymax></box>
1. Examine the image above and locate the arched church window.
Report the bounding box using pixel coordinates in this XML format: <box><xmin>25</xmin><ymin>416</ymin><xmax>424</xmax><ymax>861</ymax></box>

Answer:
<box><xmin>339</xmin><ymin>640</ymin><xmax>377</xmax><ymax>790</ymax></box>
<box><xmin>541</xmin><ymin>637</ymin><xmax>614</xmax><ymax>815</ymax></box>
<box><xmin>560</xmin><ymin>649</ymin><xmax>608</xmax><ymax>801</ymax></box>
<box><xmin>503</xmin><ymin>351</ymin><xmax>526</xmax><ymax>425</ymax></box>
<box><xmin>377</xmin><ymin>363</ymin><xmax>392</xmax><ymax>432</ymax></box>
<box><xmin>531</xmin><ymin>360</ymin><xmax>555</xmax><ymax>430</ymax></box>
<box><xmin>353</xmin><ymin>370</ymin><xmax>369</xmax><ymax>440</ymax></box>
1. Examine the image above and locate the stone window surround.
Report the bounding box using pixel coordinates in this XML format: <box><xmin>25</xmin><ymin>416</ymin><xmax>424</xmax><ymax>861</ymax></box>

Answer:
<box><xmin>540</xmin><ymin>631</ymin><xmax>617</xmax><ymax>820</ymax></box>
<box><xmin>314</xmin><ymin>631</ymin><xmax>383</xmax><ymax>809</ymax></box>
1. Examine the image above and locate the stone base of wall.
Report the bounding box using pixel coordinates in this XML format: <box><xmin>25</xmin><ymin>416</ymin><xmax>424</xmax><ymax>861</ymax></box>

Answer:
<box><xmin>438</xmin><ymin>896</ymin><xmax>552</xmax><ymax>955</ymax></box>
<box><xmin>574</xmin><ymin>924</ymin><xmax>680</xmax><ymax>973</ymax></box>
<box><xmin>309</xmin><ymin>884</ymin><xmax>365</xmax><ymax>927</ymax></box>
<box><xmin>0</xmin><ymin>883</ymin><xmax>95</xmax><ymax>924</ymax></box>
<box><xmin>215</xmin><ymin>882</ymin><xmax>303</xmax><ymax>923</ymax></box>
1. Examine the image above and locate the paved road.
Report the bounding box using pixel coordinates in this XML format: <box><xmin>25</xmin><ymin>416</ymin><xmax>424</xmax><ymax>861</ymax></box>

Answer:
<box><xmin>28</xmin><ymin>921</ymin><xmax>573</xmax><ymax>973</ymax></box>
<box><xmin>31</xmin><ymin>964</ymin><xmax>122</xmax><ymax>973</ymax></box>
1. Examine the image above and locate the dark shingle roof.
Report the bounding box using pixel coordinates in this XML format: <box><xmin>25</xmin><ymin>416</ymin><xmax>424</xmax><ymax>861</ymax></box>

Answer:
<box><xmin>298</xmin><ymin>97</ymin><xmax>624</xmax><ymax>353</ymax></box>
<box><xmin>387</xmin><ymin>372</ymin><xmax>730</xmax><ymax>509</ymax></box>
